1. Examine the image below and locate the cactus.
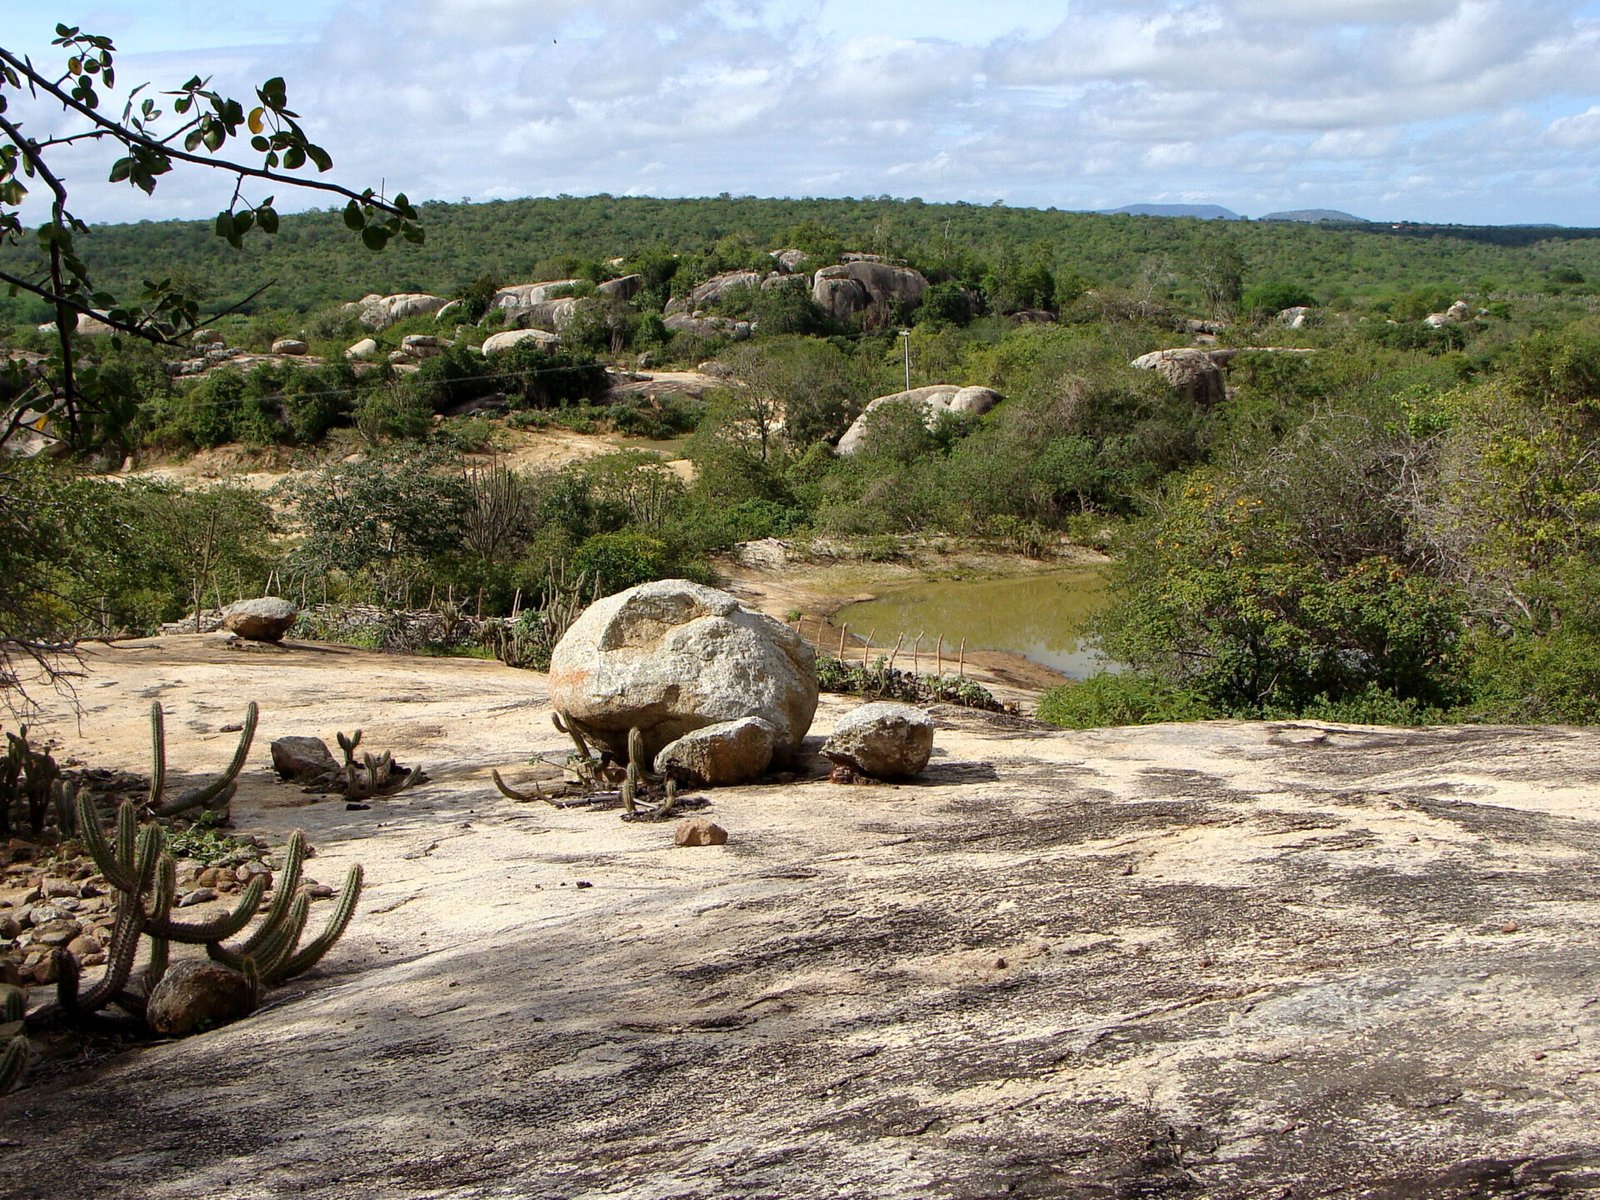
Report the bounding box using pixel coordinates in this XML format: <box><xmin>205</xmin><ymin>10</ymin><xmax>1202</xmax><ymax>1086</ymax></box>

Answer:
<box><xmin>35</xmin><ymin>792</ymin><xmax>360</xmax><ymax>1030</ymax></box>
<box><xmin>0</xmin><ymin>1032</ymin><xmax>26</xmax><ymax>1095</ymax></box>
<box><xmin>2</xmin><ymin>727</ymin><xmax>62</xmax><ymax>839</ymax></box>
<box><xmin>0</xmin><ymin>982</ymin><xmax>26</xmax><ymax>1095</ymax></box>
<box><xmin>143</xmin><ymin>701</ymin><xmax>258</xmax><ymax>819</ymax></box>
<box><xmin>335</xmin><ymin>732</ymin><xmax>421</xmax><ymax>799</ymax></box>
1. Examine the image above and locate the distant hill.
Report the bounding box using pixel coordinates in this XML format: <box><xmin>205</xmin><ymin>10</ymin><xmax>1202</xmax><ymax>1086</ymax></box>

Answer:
<box><xmin>1104</xmin><ymin>204</ymin><xmax>1242</xmax><ymax>220</ymax></box>
<box><xmin>1260</xmin><ymin>209</ymin><xmax>1369</xmax><ymax>223</ymax></box>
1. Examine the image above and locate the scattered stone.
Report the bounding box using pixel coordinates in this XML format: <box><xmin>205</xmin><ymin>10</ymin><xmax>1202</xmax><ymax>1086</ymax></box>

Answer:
<box><xmin>65</xmin><ymin>934</ymin><xmax>102</xmax><ymax>959</ymax></box>
<box><xmin>178</xmin><ymin>888</ymin><xmax>218</xmax><ymax>908</ymax></box>
<box><xmin>270</xmin><ymin>736</ymin><xmax>338</xmax><ymax>783</ymax></box>
<box><xmin>44</xmin><ymin>881</ymin><xmax>78</xmax><ymax>899</ymax></box>
<box><xmin>220</xmin><ymin>597</ymin><xmax>297</xmax><ymax>643</ymax></box>
<box><xmin>345</xmin><ymin>337</ymin><xmax>380</xmax><ymax>361</ymax></box>
<box><xmin>674</xmin><ymin>820</ymin><xmax>729</xmax><ymax>848</ymax></box>
<box><xmin>271</xmin><ymin>338</ymin><xmax>308</xmax><ymax>356</ymax></box>
<box><xmin>32</xmin><ymin>920</ymin><xmax>82</xmax><ymax>947</ymax></box>
<box><xmin>822</xmin><ymin>702</ymin><xmax>935</xmax><ymax>779</ymax></box>
<box><xmin>654</xmin><ymin>717</ymin><xmax>778</xmax><ymax>786</ymax></box>
<box><xmin>548</xmin><ymin>579</ymin><xmax>818</xmax><ymax>763</ymax></box>
<box><xmin>145</xmin><ymin>961</ymin><xmax>258</xmax><ymax>1036</ymax></box>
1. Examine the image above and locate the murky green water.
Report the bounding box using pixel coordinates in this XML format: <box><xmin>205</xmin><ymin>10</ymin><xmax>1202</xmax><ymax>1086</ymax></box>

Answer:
<box><xmin>835</xmin><ymin>568</ymin><xmax>1114</xmax><ymax>679</ymax></box>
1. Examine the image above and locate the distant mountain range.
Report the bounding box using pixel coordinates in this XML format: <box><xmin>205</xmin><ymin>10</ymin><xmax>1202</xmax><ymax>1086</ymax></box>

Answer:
<box><xmin>1102</xmin><ymin>204</ymin><xmax>1370</xmax><ymax>223</ymax></box>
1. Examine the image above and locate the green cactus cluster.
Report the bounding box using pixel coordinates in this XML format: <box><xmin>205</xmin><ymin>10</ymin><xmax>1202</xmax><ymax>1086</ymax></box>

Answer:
<box><xmin>1</xmin><ymin>727</ymin><xmax>77</xmax><ymax>840</ymax></box>
<box><xmin>143</xmin><ymin>700</ymin><xmax>258</xmax><ymax>819</ymax></box>
<box><xmin>27</xmin><ymin>790</ymin><xmax>362</xmax><ymax>1038</ymax></box>
<box><xmin>335</xmin><ymin>729</ymin><xmax>422</xmax><ymax>799</ymax></box>
<box><xmin>497</xmin><ymin>715</ymin><xmax>681</xmax><ymax>820</ymax></box>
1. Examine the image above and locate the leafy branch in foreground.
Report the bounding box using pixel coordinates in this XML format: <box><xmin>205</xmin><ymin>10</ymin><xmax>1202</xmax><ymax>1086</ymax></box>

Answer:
<box><xmin>0</xmin><ymin>23</ymin><xmax>422</xmax><ymax>450</ymax></box>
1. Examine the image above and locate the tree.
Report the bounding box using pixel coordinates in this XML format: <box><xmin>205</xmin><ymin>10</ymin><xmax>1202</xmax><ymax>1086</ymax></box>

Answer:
<box><xmin>0</xmin><ymin>23</ymin><xmax>423</xmax><ymax>451</ymax></box>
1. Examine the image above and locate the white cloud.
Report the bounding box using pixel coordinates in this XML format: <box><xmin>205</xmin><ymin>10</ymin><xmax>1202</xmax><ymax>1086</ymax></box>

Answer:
<box><xmin>8</xmin><ymin>0</ymin><xmax>1600</xmax><ymax>227</ymax></box>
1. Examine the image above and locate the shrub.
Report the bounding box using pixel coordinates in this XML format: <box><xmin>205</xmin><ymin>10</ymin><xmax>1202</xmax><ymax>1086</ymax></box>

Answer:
<box><xmin>1037</xmin><ymin>673</ymin><xmax>1214</xmax><ymax>728</ymax></box>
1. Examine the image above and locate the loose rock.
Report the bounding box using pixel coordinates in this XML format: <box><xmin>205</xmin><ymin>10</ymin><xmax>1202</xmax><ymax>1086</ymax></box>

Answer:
<box><xmin>145</xmin><ymin>961</ymin><xmax>258</xmax><ymax>1036</ymax></box>
<box><xmin>654</xmin><ymin>717</ymin><xmax>777</xmax><ymax>786</ymax></box>
<box><xmin>220</xmin><ymin>597</ymin><xmax>297</xmax><ymax>643</ymax></box>
<box><xmin>822</xmin><ymin>702</ymin><xmax>935</xmax><ymax>779</ymax></box>
<box><xmin>674</xmin><ymin>820</ymin><xmax>729</xmax><ymax>847</ymax></box>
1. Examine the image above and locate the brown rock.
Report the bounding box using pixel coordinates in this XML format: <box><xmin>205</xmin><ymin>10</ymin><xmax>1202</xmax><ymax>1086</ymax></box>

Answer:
<box><xmin>65</xmin><ymin>934</ymin><xmax>102</xmax><ymax>959</ymax></box>
<box><xmin>145</xmin><ymin>961</ymin><xmax>257</xmax><ymax>1036</ymax></box>
<box><xmin>674</xmin><ymin>820</ymin><xmax>729</xmax><ymax>848</ymax></box>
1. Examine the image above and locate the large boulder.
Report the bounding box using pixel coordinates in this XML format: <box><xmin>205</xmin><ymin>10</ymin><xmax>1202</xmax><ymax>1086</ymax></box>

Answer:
<box><xmin>220</xmin><ymin>597</ymin><xmax>297</xmax><ymax>642</ymax></box>
<box><xmin>822</xmin><ymin>702</ymin><xmax>935</xmax><ymax>779</ymax></box>
<box><xmin>482</xmin><ymin>329</ymin><xmax>561</xmax><ymax>356</ymax></box>
<box><xmin>836</xmin><ymin>385</ymin><xmax>1004</xmax><ymax>456</ymax></box>
<box><xmin>145</xmin><ymin>961</ymin><xmax>257</xmax><ymax>1036</ymax></box>
<box><xmin>690</xmin><ymin>270</ymin><xmax>766</xmax><ymax>308</ymax></box>
<box><xmin>597</xmin><ymin>274</ymin><xmax>645</xmax><ymax>302</ymax></box>
<box><xmin>655</xmin><ymin>717</ymin><xmax>777</xmax><ymax>786</ymax></box>
<box><xmin>354</xmin><ymin>293</ymin><xmax>450</xmax><ymax>331</ymax></box>
<box><xmin>813</xmin><ymin>262</ymin><xmax>929</xmax><ymax>312</ymax></box>
<box><xmin>812</xmin><ymin>275</ymin><xmax>871</xmax><ymax>319</ymax></box>
<box><xmin>663</xmin><ymin>313</ymin><xmax>752</xmax><ymax>341</ymax></box>
<box><xmin>1129</xmin><ymin>348</ymin><xmax>1227</xmax><ymax>406</ymax></box>
<box><xmin>548</xmin><ymin>580</ymin><xmax>818</xmax><ymax>762</ymax></box>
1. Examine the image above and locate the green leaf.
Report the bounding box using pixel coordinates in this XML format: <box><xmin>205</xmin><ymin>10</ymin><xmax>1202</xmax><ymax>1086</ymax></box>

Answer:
<box><xmin>257</xmin><ymin>206</ymin><xmax>279</xmax><ymax>234</ymax></box>
<box><xmin>108</xmin><ymin>157</ymin><xmax>132</xmax><ymax>183</ymax></box>
<box><xmin>306</xmin><ymin>144</ymin><xmax>331</xmax><ymax>173</ymax></box>
<box><xmin>261</xmin><ymin>76</ymin><xmax>287</xmax><ymax>108</ymax></box>
<box><xmin>232</xmin><ymin>210</ymin><xmax>255</xmax><ymax>236</ymax></box>
<box><xmin>342</xmin><ymin>200</ymin><xmax>364</xmax><ymax>231</ymax></box>
<box><xmin>283</xmin><ymin>145</ymin><xmax>305</xmax><ymax>170</ymax></box>
<box><xmin>361</xmin><ymin>226</ymin><xmax>388</xmax><ymax>251</ymax></box>
<box><xmin>214</xmin><ymin>212</ymin><xmax>233</xmax><ymax>239</ymax></box>
<box><xmin>251</xmin><ymin>135</ymin><xmax>270</xmax><ymax>153</ymax></box>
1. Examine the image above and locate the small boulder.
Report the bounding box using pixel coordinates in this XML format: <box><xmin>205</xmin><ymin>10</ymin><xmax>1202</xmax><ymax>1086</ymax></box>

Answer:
<box><xmin>655</xmin><ymin>717</ymin><xmax>777</xmax><ymax>786</ymax></box>
<box><xmin>271</xmin><ymin>338</ymin><xmax>308</xmax><ymax>356</ymax></box>
<box><xmin>344</xmin><ymin>337</ymin><xmax>380</xmax><ymax>360</ymax></box>
<box><xmin>221</xmin><ymin>597</ymin><xmax>297</xmax><ymax>642</ymax></box>
<box><xmin>674</xmin><ymin>819</ymin><xmax>729</xmax><ymax>848</ymax></box>
<box><xmin>145</xmin><ymin>961</ymin><xmax>257</xmax><ymax>1036</ymax></box>
<box><xmin>270</xmin><ymin>736</ymin><xmax>338</xmax><ymax>783</ymax></box>
<box><xmin>822</xmin><ymin>702</ymin><xmax>935</xmax><ymax>779</ymax></box>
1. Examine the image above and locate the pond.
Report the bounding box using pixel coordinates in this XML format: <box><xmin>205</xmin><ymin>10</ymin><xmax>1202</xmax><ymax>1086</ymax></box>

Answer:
<box><xmin>834</xmin><ymin>567</ymin><xmax>1115</xmax><ymax>680</ymax></box>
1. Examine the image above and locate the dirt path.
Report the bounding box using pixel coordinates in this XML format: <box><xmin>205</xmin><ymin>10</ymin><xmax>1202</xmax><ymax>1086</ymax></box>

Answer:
<box><xmin>3</xmin><ymin>637</ymin><xmax>1599</xmax><ymax>1198</ymax></box>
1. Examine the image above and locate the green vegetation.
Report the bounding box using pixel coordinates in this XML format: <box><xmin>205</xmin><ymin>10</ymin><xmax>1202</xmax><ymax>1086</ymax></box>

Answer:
<box><xmin>6</xmin><ymin>190</ymin><xmax>1600</xmax><ymax>728</ymax></box>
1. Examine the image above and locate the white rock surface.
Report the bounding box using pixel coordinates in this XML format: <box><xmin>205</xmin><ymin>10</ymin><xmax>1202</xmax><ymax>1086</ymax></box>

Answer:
<box><xmin>548</xmin><ymin>580</ymin><xmax>817</xmax><ymax>761</ymax></box>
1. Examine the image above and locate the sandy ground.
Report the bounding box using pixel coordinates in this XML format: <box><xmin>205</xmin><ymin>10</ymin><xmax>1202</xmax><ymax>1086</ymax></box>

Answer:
<box><xmin>2</xmin><ymin>636</ymin><xmax>1599</xmax><ymax>1199</ymax></box>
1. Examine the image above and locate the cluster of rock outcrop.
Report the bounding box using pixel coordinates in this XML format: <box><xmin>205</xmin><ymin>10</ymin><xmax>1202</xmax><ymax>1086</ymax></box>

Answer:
<box><xmin>548</xmin><ymin>580</ymin><xmax>934</xmax><ymax>787</ymax></box>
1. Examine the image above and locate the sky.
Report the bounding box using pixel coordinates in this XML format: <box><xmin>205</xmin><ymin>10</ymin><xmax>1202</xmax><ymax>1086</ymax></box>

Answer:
<box><xmin>8</xmin><ymin>0</ymin><xmax>1600</xmax><ymax>227</ymax></box>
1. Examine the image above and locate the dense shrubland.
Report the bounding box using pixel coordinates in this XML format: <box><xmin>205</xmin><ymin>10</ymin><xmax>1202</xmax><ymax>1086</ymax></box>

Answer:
<box><xmin>5</xmin><ymin>197</ymin><xmax>1600</xmax><ymax>725</ymax></box>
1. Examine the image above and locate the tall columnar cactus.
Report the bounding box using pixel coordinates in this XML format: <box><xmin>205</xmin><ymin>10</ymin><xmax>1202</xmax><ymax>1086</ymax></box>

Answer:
<box><xmin>36</xmin><ymin>792</ymin><xmax>361</xmax><ymax>1029</ymax></box>
<box><xmin>144</xmin><ymin>700</ymin><xmax>259</xmax><ymax>818</ymax></box>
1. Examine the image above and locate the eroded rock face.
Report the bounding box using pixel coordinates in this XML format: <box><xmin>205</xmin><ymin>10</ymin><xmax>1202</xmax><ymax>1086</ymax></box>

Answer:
<box><xmin>220</xmin><ymin>597</ymin><xmax>297</xmax><ymax>642</ymax></box>
<box><xmin>548</xmin><ymin>580</ymin><xmax>817</xmax><ymax>761</ymax></box>
<box><xmin>822</xmin><ymin>701</ymin><xmax>934</xmax><ymax>778</ymax></box>
<box><xmin>655</xmin><ymin>717</ymin><xmax>777</xmax><ymax>786</ymax></box>
<box><xmin>146</xmin><ymin>961</ymin><xmax>257</xmax><ymax>1036</ymax></box>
